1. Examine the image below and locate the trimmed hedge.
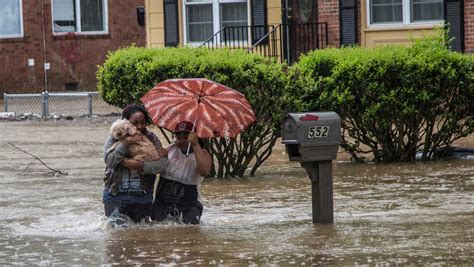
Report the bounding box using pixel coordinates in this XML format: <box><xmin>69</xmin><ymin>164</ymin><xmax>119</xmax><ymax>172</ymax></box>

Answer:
<box><xmin>97</xmin><ymin>47</ymin><xmax>295</xmax><ymax>177</ymax></box>
<box><xmin>295</xmin><ymin>36</ymin><xmax>474</xmax><ymax>162</ymax></box>
<box><xmin>98</xmin><ymin>36</ymin><xmax>473</xmax><ymax>166</ymax></box>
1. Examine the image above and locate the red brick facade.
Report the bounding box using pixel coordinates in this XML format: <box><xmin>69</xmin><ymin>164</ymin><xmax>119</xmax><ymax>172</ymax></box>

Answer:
<box><xmin>465</xmin><ymin>1</ymin><xmax>474</xmax><ymax>53</ymax></box>
<box><xmin>0</xmin><ymin>0</ymin><xmax>146</xmax><ymax>95</ymax></box>
<box><xmin>318</xmin><ymin>0</ymin><xmax>340</xmax><ymax>47</ymax></box>
<box><xmin>317</xmin><ymin>0</ymin><xmax>362</xmax><ymax>48</ymax></box>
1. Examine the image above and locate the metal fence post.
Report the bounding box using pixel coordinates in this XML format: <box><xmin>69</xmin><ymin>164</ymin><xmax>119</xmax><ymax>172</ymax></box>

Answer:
<box><xmin>41</xmin><ymin>91</ymin><xmax>49</xmax><ymax>117</ymax></box>
<box><xmin>3</xmin><ymin>93</ymin><xmax>8</xmax><ymax>112</ymax></box>
<box><xmin>88</xmin><ymin>92</ymin><xmax>93</xmax><ymax>116</ymax></box>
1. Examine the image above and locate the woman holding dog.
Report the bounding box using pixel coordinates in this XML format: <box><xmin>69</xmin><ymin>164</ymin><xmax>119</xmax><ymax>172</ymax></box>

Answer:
<box><xmin>102</xmin><ymin>104</ymin><xmax>168</xmax><ymax>223</ymax></box>
<box><xmin>150</xmin><ymin>121</ymin><xmax>212</xmax><ymax>224</ymax></box>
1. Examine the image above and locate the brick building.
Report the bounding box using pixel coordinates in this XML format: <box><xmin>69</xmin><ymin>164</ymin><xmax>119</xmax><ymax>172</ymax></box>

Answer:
<box><xmin>0</xmin><ymin>0</ymin><xmax>146</xmax><ymax>95</ymax></box>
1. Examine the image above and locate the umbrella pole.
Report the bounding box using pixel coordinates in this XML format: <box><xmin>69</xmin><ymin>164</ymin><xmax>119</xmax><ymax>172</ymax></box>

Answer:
<box><xmin>186</xmin><ymin>85</ymin><xmax>204</xmax><ymax>156</ymax></box>
<box><xmin>186</xmin><ymin>118</ymin><xmax>197</xmax><ymax>157</ymax></box>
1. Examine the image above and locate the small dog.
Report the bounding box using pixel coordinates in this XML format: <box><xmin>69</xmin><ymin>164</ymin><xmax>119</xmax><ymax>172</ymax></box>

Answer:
<box><xmin>107</xmin><ymin>119</ymin><xmax>161</xmax><ymax>162</ymax></box>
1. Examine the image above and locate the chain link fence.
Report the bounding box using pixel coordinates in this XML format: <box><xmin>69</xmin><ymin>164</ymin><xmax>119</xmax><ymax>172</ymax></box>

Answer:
<box><xmin>3</xmin><ymin>91</ymin><xmax>120</xmax><ymax>117</ymax></box>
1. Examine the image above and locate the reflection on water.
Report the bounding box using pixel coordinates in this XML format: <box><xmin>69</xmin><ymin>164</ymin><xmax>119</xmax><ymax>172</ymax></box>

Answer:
<box><xmin>0</xmin><ymin>121</ymin><xmax>473</xmax><ymax>264</ymax></box>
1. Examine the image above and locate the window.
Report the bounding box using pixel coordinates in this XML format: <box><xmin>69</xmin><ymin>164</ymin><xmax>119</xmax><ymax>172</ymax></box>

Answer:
<box><xmin>369</xmin><ymin>0</ymin><xmax>443</xmax><ymax>25</ymax></box>
<box><xmin>370</xmin><ymin>0</ymin><xmax>403</xmax><ymax>24</ymax></box>
<box><xmin>220</xmin><ymin>1</ymin><xmax>248</xmax><ymax>42</ymax></box>
<box><xmin>184</xmin><ymin>0</ymin><xmax>248</xmax><ymax>43</ymax></box>
<box><xmin>52</xmin><ymin>0</ymin><xmax>108</xmax><ymax>34</ymax></box>
<box><xmin>411</xmin><ymin>0</ymin><xmax>443</xmax><ymax>22</ymax></box>
<box><xmin>0</xmin><ymin>0</ymin><xmax>23</xmax><ymax>38</ymax></box>
<box><xmin>185</xmin><ymin>0</ymin><xmax>213</xmax><ymax>42</ymax></box>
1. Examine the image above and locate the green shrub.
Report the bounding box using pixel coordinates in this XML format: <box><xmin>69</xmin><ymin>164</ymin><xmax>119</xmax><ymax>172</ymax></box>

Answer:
<box><xmin>97</xmin><ymin>47</ymin><xmax>295</xmax><ymax>177</ymax></box>
<box><xmin>295</xmin><ymin>36</ymin><xmax>474</xmax><ymax>162</ymax></box>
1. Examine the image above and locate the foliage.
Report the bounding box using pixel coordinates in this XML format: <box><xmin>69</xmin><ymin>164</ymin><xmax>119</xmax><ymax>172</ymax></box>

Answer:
<box><xmin>97</xmin><ymin>47</ymin><xmax>296</xmax><ymax>177</ymax></box>
<box><xmin>295</xmin><ymin>35</ymin><xmax>474</xmax><ymax>162</ymax></box>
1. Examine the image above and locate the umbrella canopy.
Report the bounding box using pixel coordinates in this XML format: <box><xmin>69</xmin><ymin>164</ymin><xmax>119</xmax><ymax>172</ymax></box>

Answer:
<box><xmin>141</xmin><ymin>78</ymin><xmax>256</xmax><ymax>138</ymax></box>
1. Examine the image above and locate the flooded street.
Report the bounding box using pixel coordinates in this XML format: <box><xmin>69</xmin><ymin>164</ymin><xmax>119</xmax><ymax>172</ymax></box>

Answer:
<box><xmin>0</xmin><ymin>119</ymin><xmax>473</xmax><ymax>265</ymax></box>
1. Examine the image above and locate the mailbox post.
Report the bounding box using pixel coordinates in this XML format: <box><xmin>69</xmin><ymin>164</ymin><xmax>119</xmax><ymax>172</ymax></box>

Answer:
<box><xmin>281</xmin><ymin>112</ymin><xmax>341</xmax><ymax>223</ymax></box>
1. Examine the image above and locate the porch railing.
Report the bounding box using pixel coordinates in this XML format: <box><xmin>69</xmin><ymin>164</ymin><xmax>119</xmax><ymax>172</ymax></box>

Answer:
<box><xmin>199</xmin><ymin>25</ymin><xmax>268</xmax><ymax>49</ymax></box>
<box><xmin>200</xmin><ymin>23</ymin><xmax>328</xmax><ymax>64</ymax></box>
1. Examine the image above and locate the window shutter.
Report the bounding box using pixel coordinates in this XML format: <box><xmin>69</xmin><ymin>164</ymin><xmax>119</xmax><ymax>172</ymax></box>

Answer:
<box><xmin>164</xmin><ymin>0</ymin><xmax>179</xmax><ymax>47</ymax></box>
<box><xmin>251</xmin><ymin>0</ymin><xmax>267</xmax><ymax>45</ymax></box>
<box><xmin>444</xmin><ymin>0</ymin><xmax>464</xmax><ymax>52</ymax></box>
<box><xmin>339</xmin><ymin>0</ymin><xmax>358</xmax><ymax>46</ymax></box>
<box><xmin>137</xmin><ymin>6</ymin><xmax>145</xmax><ymax>27</ymax></box>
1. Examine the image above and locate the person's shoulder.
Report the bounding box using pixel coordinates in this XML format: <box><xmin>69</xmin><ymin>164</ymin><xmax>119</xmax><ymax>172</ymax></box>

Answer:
<box><xmin>105</xmin><ymin>133</ymin><xmax>117</xmax><ymax>143</ymax></box>
<box><xmin>144</xmin><ymin>129</ymin><xmax>161</xmax><ymax>142</ymax></box>
<box><xmin>144</xmin><ymin>128</ymin><xmax>157</xmax><ymax>137</ymax></box>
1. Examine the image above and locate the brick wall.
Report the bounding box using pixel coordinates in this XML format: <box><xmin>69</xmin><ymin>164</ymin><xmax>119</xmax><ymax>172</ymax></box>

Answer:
<box><xmin>465</xmin><ymin>1</ymin><xmax>474</xmax><ymax>53</ymax></box>
<box><xmin>317</xmin><ymin>0</ymin><xmax>362</xmax><ymax>47</ymax></box>
<box><xmin>318</xmin><ymin>0</ymin><xmax>340</xmax><ymax>47</ymax></box>
<box><xmin>0</xmin><ymin>0</ymin><xmax>146</xmax><ymax>95</ymax></box>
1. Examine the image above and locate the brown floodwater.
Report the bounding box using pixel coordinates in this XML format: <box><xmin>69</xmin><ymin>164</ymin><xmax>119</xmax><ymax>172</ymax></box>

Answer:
<box><xmin>0</xmin><ymin>118</ymin><xmax>473</xmax><ymax>265</ymax></box>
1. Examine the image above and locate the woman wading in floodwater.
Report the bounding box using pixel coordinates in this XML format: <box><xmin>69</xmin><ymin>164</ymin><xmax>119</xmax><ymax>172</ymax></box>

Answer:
<box><xmin>102</xmin><ymin>104</ymin><xmax>168</xmax><ymax>223</ymax></box>
<box><xmin>150</xmin><ymin>121</ymin><xmax>212</xmax><ymax>224</ymax></box>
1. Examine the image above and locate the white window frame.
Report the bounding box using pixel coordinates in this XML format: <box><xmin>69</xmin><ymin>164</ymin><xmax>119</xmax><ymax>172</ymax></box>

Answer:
<box><xmin>0</xmin><ymin>0</ymin><xmax>24</xmax><ymax>39</ymax></box>
<box><xmin>367</xmin><ymin>0</ymin><xmax>444</xmax><ymax>28</ymax></box>
<box><xmin>51</xmin><ymin>0</ymin><xmax>109</xmax><ymax>35</ymax></box>
<box><xmin>183</xmin><ymin>0</ymin><xmax>250</xmax><ymax>46</ymax></box>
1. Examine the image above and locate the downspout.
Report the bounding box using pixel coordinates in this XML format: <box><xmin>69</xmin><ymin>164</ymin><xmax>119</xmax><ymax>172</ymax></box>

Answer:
<box><xmin>41</xmin><ymin>0</ymin><xmax>48</xmax><ymax>91</ymax></box>
<box><xmin>286</xmin><ymin>0</ymin><xmax>291</xmax><ymax>63</ymax></box>
<box><xmin>281</xmin><ymin>0</ymin><xmax>290</xmax><ymax>63</ymax></box>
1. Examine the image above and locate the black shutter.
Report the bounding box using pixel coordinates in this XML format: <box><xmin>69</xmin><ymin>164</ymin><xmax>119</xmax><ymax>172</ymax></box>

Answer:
<box><xmin>339</xmin><ymin>0</ymin><xmax>358</xmax><ymax>46</ymax></box>
<box><xmin>444</xmin><ymin>0</ymin><xmax>464</xmax><ymax>52</ymax></box>
<box><xmin>164</xmin><ymin>0</ymin><xmax>179</xmax><ymax>47</ymax></box>
<box><xmin>251</xmin><ymin>0</ymin><xmax>267</xmax><ymax>45</ymax></box>
<box><xmin>137</xmin><ymin>6</ymin><xmax>145</xmax><ymax>27</ymax></box>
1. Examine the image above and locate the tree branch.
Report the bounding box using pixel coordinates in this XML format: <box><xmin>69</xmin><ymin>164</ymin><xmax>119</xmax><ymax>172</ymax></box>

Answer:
<box><xmin>8</xmin><ymin>142</ymin><xmax>68</xmax><ymax>176</ymax></box>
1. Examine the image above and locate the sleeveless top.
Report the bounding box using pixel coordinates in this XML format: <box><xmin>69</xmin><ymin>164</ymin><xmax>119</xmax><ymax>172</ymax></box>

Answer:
<box><xmin>162</xmin><ymin>144</ymin><xmax>204</xmax><ymax>186</ymax></box>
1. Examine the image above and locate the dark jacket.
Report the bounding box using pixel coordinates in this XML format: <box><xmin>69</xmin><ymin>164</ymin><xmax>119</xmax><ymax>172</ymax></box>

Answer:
<box><xmin>103</xmin><ymin>129</ymin><xmax>169</xmax><ymax>196</ymax></box>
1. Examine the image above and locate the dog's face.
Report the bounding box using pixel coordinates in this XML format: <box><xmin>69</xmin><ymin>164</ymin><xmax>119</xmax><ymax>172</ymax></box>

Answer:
<box><xmin>110</xmin><ymin>119</ymin><xmax>137</xmax><ymax>140</ymax></box>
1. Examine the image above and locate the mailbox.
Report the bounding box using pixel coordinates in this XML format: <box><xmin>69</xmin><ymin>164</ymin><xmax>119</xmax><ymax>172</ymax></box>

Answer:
<box><xmin>282</xmin><ymin>112</ymin><xmax>341</xmax><ymax>161</ymax></box>
<box><xmin>281</xmin><ymin>111</ymin><xmax>341</xmax><ymax>224</ymax></box>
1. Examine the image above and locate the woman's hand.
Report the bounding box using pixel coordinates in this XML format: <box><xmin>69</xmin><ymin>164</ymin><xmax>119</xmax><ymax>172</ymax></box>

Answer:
<box><xmin>122</xmin><ymin>159</ymin><xmax>144</xmax><ymax>171</ymax></box>
<box><xmin>157</xmin><ymin>148</ymin><xmax>168</xmax><ymax>158</ymax></box>
<box><xmin>188</xmin><ymin>132</ymin><xmax>199</xmax><ymax>147</ymax></box>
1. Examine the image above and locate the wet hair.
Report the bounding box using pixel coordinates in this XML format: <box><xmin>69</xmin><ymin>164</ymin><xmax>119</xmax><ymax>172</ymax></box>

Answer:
<box><xmin>121</xmin><ymin>104</ymin><xmax>152</xmax><ymax>125</ymax></box>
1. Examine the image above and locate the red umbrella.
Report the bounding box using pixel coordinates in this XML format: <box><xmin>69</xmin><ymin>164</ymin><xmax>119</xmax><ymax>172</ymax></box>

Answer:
<box><xmin>140</xmin><ymin>78</ymin><xmax>256</xmax><ymax>138</ymax></box>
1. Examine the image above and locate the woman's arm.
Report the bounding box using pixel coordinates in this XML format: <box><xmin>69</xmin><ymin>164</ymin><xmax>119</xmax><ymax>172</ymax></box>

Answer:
<box><xmin>105</xmin><ymin>128</ymin><xmax>168</xmax><ymax>171</ymax></box>
<box><xmin>104</xmin><ymin>134</ymin><xmax>128</xmax><ymax>169</ymax></box>
<box><xmin>133</xmin><ymin>130</ymin><xmax>169</xmax><ymax>174</ymax></box>
<box><xmin>143</xmin><ymin>157</ymin><xmax>169</xmax><ymax>174</ymax></box>
<box><xmin>189</xmin><ymin>133</ymin><xmax>212</xmax><ymax>176</ymax></box>
<box><xmin>123</xmin><ymin>158</ymin><xmax>169</xmax><ymax>175</ymax></box>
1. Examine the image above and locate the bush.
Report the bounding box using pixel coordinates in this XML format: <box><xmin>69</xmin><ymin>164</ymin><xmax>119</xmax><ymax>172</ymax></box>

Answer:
<box><xmin>97</xmin><ymin>47</ymin><xmax>296</xmax><ymax>177</ymax></box>
<box><xmin>295</xmin><ymin>36</ymin><xmax>474</xmax><ymax>162</ymax></box>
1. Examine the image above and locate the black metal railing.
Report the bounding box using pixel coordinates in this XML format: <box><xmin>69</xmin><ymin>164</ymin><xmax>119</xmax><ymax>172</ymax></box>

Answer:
<box><xmin>284</xmin><ymin>23</ymin><xmax>329</xmax><ymax>63</ymax></box>
<box><xmin>200</xmin><ymin>23</ymin><xmax>328</xmax><ymax>64</ymax></box>
<box><xmin>247</xmin><ymin>25</ymin><xmax>279</xmax><ymax>61</ymax></box>
<box><xmin>199</xmin><ymin>25</ymin><xmax>268</xmax><ymax>49</ymax></box>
